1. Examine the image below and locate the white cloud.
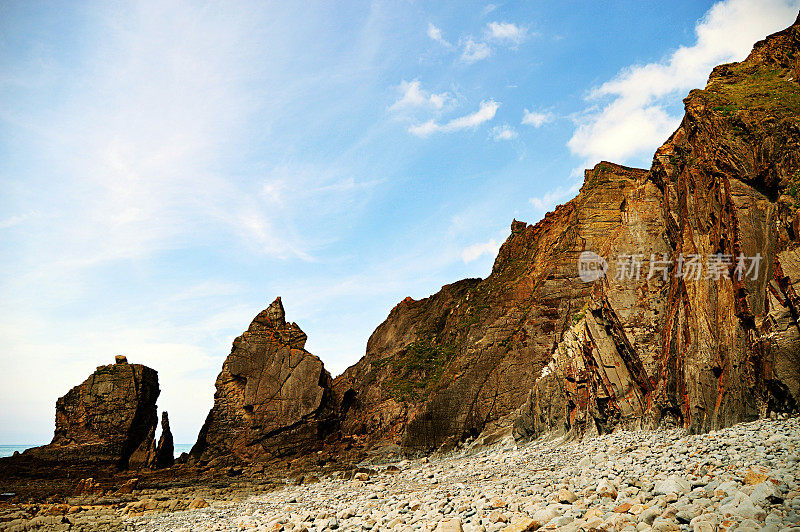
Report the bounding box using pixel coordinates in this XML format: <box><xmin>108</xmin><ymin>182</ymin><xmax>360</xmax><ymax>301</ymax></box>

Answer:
<box><xmin>427</xmin><ymin>23</ymin><xmax>451</xmax><ymax>47</ymax></box>
<box><xmin>485</xmin><ymin>21</ymin><xmax>527</xmax><ymax>45</ymax></box>
<box><xmin>490</xmin><ymin>124</ymin><xmax>518</xmax><ymax>141</ymax></box>
<box><xmin>482</xmin><ymin>4</ymin><xmax>498</xmax><ymax>16</ymax></box>
<box><xmin>461</xmin><ymin>38</ymin><xmax>492</xmax><ymax>63</ymax></box>
<box><xmin>462</xmin><ymin>239</ymin><xmax>501</xmax><ymax>263</ymax></box>
<box><xmin>0</xmin><ymin>1</ymin><xmax>388</xmax><ymax>444</ymax></box>
<box><xmin>522</xmin><ymin>109</ymin><xmax>553</xmax><ymax>127</ymax></box>
<box><xmin>409</xmin><ymin>100</ymin><xmax>499</xmax><ymax>137</ymax></box>
<box><xmin>0</xmin><ymin>211</ymin><xmax>36</xmax><ymax>229</ymax></box>
<box><xmin>568</xmin><ymin>0</ymin><xmax>798</xmax><ymax>164</ymax></box>
<box><xmin>529</xmin><ymin>181</ymin><xmax>581</xmax><ymax>213</ymax></box>
<box><xmin>389</xmin><ymin>79</ymin><xmax>450</xmax><ymax>112</ymax></box>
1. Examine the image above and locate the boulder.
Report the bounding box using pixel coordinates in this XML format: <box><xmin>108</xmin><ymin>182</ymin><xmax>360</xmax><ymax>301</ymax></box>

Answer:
<box><xmin>655</xmin><ymin>476</ymin><xmax>692</xmax><ymax>496</ymax></box>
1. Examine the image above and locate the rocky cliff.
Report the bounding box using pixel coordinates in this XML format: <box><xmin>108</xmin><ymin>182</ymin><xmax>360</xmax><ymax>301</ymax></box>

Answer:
<box><xmin>24</xmin><ymin>356</ymin><xmax>161</xmax><ymax>469</ymax></box>
<box><xmin>332</xmin><ymin>161</ymin><xmax>667</xmax><ymax>453</ymax></box>
<box><xmin>334</xmin><ymin>12</ymin><xmax>800</xmax><ymax>452</ymax></box>
<box><xmin>514</xmin><ymin>12</ymin><xmax>800</xmax><ymax>441</ymax></box>
<box><xmin>186</xmin><ymin>12</ymin><xmax>800</xmax><ymax>462</ymax></box>
<box><xmin>190</xmin><ymin>298</ymin><xmax>337</xmax><ymax>466</ymax></box>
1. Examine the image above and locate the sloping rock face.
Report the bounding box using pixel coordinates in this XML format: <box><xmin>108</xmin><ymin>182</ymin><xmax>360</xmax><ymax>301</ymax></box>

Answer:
<box><xmin>25</xmin><ymin>356</ymin><xmax>160</xmax><ymax>469</ymax></box>
<box><xmin>190</xmin><ymin>298</ymin><xmax>337</xmax><ymax>465</ymax></box>
<box><xmin>514</xmin><ymin>13</ymin><xmax>800</xmax><ymax>440</ymax></box>
<box><xmin>333</xmin><ymin>162</ymin><xmax>666</xmax><ymax>453</ymax></box>
<box><xmin>335</xmin><ymin>12</ymin><xmax>800</xmax><ymax>452</ymax></box>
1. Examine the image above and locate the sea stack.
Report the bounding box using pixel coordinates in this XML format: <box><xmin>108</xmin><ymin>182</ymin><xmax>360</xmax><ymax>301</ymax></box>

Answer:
<box><xmin>25</xmin><ymin>356</ymin><xmax>160</xmax><ymax>469</ymax></box>
<box><xmin>190</xmin><ymin>297</ymin><xmax>337</xmax><ymax>465</ymax></box>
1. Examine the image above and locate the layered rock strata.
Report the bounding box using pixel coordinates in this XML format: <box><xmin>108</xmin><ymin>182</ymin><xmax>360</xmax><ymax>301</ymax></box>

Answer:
<box><xmin>514</xmin><ymin>13</ymin><xmax>800</xmax><ymax>440</ymax></box>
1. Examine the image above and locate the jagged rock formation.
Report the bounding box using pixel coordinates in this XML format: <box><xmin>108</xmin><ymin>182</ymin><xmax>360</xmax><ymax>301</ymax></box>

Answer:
<box><xmin>190</xmin><ymin>298</ymin><xmax>337</xmax><ymax>465</ymax></box>
<box><xmin>513</xmin><ymin>13</ymin><xmax>800</xmax><ymax>440</ymax></box>
<box><xmin>332</xmin><ymin>162</ymin><xmax>665</xmax><ymax>453</ymax></box>
<box><xmin>155</xmin><ymin>411</ymin><xmax>175</xmax><ymax>469</ymax></box>
<box><xmin>24</xmin><ymin>356</ymin><xmax>161</xmax><ymax>469</ymax></box>
<box><xmin>334</xmin><ymin>12</ymin><xmax>800</xmax><ymax>452</ymax></box>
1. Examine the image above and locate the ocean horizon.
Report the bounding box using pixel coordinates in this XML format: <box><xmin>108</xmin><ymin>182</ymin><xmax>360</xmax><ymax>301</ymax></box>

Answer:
<box><xmin>0</xmin><ymin>444</ymin><xmax>194</xmax><ymax>459</ymax></box>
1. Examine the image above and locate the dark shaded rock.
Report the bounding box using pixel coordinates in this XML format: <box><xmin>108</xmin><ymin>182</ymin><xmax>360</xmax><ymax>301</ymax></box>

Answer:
<box><xmin>24</xmin><ymin>358</ymin><xmax>160</xmax><ymax>469</ymax></box>
<box><xmin>155</xmin><ymin>411</ymin><xmax>174</xmax><ymax>469</ymax></box>
<box><xmin>190</xmin><ymin>297</ymin><xmax>337</xmax><ymax>464</ymax></box>
<box><xmin>128</xmin><ymin>425</ymin><xmax>156</xmax><ymax>470</ymax></box>
<box><xmin>333</xmin><ymin>162</ymin><xmax>661</xmax><ymax>453</ymax></box>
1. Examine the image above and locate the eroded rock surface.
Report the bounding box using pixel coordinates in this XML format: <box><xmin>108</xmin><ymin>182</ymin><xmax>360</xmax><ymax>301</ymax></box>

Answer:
<box><xmin>190</xmin><ymin>297</ymin><xmax>337</xmax><ymax>465</ymax></box>
<box><xmin>24</xmin><ymin>357</ymin><xmax>160</xmax><ymax>469</ymax></box>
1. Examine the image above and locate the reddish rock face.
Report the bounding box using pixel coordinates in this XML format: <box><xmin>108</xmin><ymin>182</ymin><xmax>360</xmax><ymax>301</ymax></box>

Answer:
<box><xmin>515</xmin><ymin>13</ymin><xmax>800</xmax><ymax>440</ymax></box>
<box><xmin>190</xmin><ymin>297</ymin><xmax>337</xmax><ymax>465</ymax></box>
<box><xmin>334</xmin><ymin>11</ymin><xmax>800</xmax><ymax>451</ymax></box>
<box><xmin>332</xmin><ymin>162</ymin><xmax>664</xmax><ymax>452</ymax></box>
<box><xmin>25</xmin><ymin>357</ymin><xmax>160</xmax><ymax>469</ymax></box>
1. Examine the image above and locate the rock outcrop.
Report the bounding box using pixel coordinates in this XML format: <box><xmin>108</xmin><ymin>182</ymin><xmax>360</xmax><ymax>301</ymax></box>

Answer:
<box><xmin>190</xmin><ymin>298</ymin><xmax>337</xmax><ymax>465</ymax></box>
<box><xmin>25</xmin><ymin>356</ymin><xmax>161</xmax><ymax>469</ymax></box>
<box><xmin>155</xmin><ymin>411</ymin><xmax>175</xmax><ymax>469</ymax></box>
<box><xmin>332</xmin><ymin>162</ymin><xmax>664</xmax><ymax>453</ymax></box>
<box><xmin>333</xmin><ymin>12</ymin><xmax>800</xmax><ymax>452</ymax></box>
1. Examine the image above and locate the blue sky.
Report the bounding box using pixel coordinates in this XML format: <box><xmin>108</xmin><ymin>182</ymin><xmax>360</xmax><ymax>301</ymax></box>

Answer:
<box><xmin>1</xmin><ymin>0</ymin><xmax>797</xmax><ymax>445</ymax></box>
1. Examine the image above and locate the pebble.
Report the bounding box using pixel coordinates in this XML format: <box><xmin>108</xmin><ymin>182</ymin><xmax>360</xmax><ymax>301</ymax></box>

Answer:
<box><xmin>132</xmin><ymin>416</ymin><xmax>800</xmax><ymax>532</ymax></box>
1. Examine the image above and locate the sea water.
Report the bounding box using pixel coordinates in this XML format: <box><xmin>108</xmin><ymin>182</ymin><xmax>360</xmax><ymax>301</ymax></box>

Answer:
<box><xmin>0</xmin><ymin>444</ymin><xmax>194</xmax><ymax>458</ymax></box>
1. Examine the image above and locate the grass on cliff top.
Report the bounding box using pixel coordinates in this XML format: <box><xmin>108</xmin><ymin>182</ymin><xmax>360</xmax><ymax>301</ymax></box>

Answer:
<box><xmin>374</xmin><ymin>341</ymin><xmax>456</xmax><ymax>402</ymax></box>
<box><xmin>705</xmin><ymin>64</ymin><xmax>800</xmax><ymax>116</ymax></box>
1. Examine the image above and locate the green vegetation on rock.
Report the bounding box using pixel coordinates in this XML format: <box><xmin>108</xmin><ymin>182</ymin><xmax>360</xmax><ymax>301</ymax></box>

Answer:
<box><xmin>376</xmin><ymin>341</ymin><xmax>457</xmax><ymax>402</ymax></box>
<box><xmin>705</xmin><ymin>65</ymin><xmax>800</xmax><ymax>116</ymax></box>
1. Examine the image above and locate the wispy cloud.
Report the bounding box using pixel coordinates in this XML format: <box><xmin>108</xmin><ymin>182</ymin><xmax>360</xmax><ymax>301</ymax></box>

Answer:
<box><xmin>529</xmin><ymin>181</ymin><xmax>581</xmax><ymax>213</ymax></box>
<box><xmin>0</xmin><ymin>211</ymin><xmax>37</xmax><ymax>230</ymax></box>
<box><xmin>389</xmin><ymin>79</ymin><xmax>450</xmax><ymax>112</ymax></box>
<box><xmin>409</xmin><ymin>100</ymin><xmax>499</xmax><ymax>137</ymax></box>
<box><xmin>461</xmin><ymin>239</ymin><xmax>500</xmax><ymax>263</ymax></box>
<box><xmin>461</xmin><ymin>38</ymin><xmax>493</xmax><ymax>63</ymax></box>
<box><xmin>459</xmin><ymin>20</ymin><xmax>530</xmax><ymax>64</ymax></box>
<box><xmin>522</xmin><ymin>109</ymin><xmax>553</xmax><ymax>127</ymax></box>
<box><xmin>490</xmin><ymin>124</ymin><xmax>518</xmax><ymax>141</ymax></box>
<box><xmin>485</xmin><ymin>21</ymin><xmax>527</xmax><ymax>46</ymax></box>
<box><xmin>427</xmin><ymin>22</ymin><xmax>451</xmax><ymax>47</ymax></box>
<box><xmin>568</xmin><ymin>0</ymin><xmax>798</xmax><ymax>165</ymax></box>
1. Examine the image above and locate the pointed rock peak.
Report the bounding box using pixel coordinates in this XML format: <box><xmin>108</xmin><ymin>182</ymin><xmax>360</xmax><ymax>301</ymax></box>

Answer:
<box><xmin>266</xmin><ymin>297</ymin><xmax>285</xmax><ymax>323</ymax></box>
<box><xmin>511</xmin><ymin>219</ymin><xmax>527</xmax><ymax>233</ymax></box>
<box><xmin>155</xmin><ymin>410</ymin><xmax>174</xmax><ymax>469</ymax></box>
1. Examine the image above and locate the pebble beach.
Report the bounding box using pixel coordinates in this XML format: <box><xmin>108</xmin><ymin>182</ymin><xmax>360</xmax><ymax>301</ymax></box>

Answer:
<box><xmin>131</xmin><ymin>416</ymin><xmax>800</xmax><ymax>532</ymax></box>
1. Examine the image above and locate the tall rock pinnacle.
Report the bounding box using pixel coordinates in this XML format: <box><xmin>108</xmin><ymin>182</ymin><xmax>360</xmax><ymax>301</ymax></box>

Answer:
<box><xmin>190</xmin><ymin>297</ymin><xmax>337</xmax><ymax>465</ymax></box>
